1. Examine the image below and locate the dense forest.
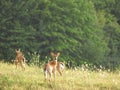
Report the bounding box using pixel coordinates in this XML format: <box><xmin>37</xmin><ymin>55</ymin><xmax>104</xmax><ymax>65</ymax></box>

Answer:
<box><xmin>0</xmin><ymin>0</ymin><xmax>120</xmax><ymax>70</ymax></box>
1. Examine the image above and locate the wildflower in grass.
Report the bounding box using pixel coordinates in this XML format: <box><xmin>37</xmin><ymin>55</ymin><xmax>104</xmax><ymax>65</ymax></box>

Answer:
<box><xmin>107</xmin><ymin>69</ymin><xmax>110</xmax><ymax>72</ymax></box>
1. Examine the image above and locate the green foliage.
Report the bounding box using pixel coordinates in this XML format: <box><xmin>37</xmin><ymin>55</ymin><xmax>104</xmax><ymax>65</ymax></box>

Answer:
<box><xmin>0</xmin><ymin>0</ymin><xmax>120</xmax><ymax>69</ymax></box>
<box><xmin>0</xmin><ymin>0</ymin><xmax>39</xmax><ymax>60</ymax></box>
<box><xmin>28</xmin><ymin>52</ymin><xmax>40</xmax><ymax>66</ymax></box>
<box><xmin>92</xmin><ymin>0</ymin><xmax>120</xmax><ymax>68</ymax></box>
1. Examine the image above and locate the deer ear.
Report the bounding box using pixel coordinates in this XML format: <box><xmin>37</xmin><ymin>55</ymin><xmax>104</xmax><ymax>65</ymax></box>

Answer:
<box><xmin>57</xmin><ymin>52</ymin><xmax>60</xmax><ymax>56</ymax></box>
<box><xmin>50</xmin><ymin>52</ymin><xmax>55</xmax><ymax>56</ymax></box>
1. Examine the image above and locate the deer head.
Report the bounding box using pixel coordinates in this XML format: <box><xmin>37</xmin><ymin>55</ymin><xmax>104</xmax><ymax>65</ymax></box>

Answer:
<box><xmin>50</xmin><ymin>52</ymin><xmax>60</xmax><ymax>60</ymax></box>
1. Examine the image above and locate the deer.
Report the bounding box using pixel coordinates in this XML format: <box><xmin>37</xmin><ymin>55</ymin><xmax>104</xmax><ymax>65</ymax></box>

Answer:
<box><xmin>43</xmin><ymin>52</ymin><xmax>60</xmax><ymax>81</ymax></box>
<box><xmin>14</xmin><ymin>49</ymin><xmax>26</xmax><ymax>70</ymax></box>
<box><xmin>50</xmin><ymin>52</ymin><xmax>65</xmax><ymax>76</ymax></box>
<box><xmin>56</xmin><ymin>61</ymin><xmax>65</xmax><ymax>76</ymax></box>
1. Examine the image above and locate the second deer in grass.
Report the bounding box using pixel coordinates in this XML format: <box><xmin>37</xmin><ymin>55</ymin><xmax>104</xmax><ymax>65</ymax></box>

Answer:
<box><xmin>14</xmin><ymin>49</ymin><xmax>26</xmax><ymax>70</ymax></box>
<box><xmin>44</xmin><ymin>52</ymin><xmax>61</xmax><ymax>81</ymax></box>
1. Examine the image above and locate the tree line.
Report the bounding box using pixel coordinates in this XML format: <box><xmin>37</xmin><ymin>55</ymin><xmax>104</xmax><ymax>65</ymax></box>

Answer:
<box><xmin>0</xmin><ymin>0</ymin><xmax>120</xmax><ymax>70</ymax></box>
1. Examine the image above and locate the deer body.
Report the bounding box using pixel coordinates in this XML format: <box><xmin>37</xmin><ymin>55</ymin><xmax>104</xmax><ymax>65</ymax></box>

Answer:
<box><xmin>57</xmin><ymin>61</ymin><xmax>65</xmax><ymax>76</ymax></box>
<box><xmin>51</xmin><ymin>52</ymin><xmax>65</xmax><ymax>76</ymax></box>
<box><xmin>15</xmin><ymin>49</ymin><xmax>26</xmax><ymax>70</ymax></box>
<box><xmin>44</xmin><ymin>52</ymin><xmax>60</xmax><ymax>81</ymax></box>
<box><xmin>44</xmin><ymin>60</ymin><xmax>57</xmax><ymax>81</ymax></box>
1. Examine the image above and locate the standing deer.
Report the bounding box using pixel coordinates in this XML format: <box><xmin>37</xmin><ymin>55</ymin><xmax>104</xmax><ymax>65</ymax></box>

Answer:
<box><xmin>44</xmin><ymin>52</ymin><xmax>60</xmax><ymax>81</ymax></box>
<box><xmin>56</xmin><ymin>61</ymin><xmax>65</xmax><ymax>76</ymax></box>
<box><xmin>50</xmin><ymin>52</ymin><xmax>65</xmax><ymax>76</ymax></box>
<box><xmin>14</xmin><ymin>49</ymin><xmax>26</xmax><ymax>70</ymax></box>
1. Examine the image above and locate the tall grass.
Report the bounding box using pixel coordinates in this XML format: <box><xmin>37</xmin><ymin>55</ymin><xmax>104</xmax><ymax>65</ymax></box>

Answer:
<box><xmin>0</xmin><ymin>61</ymin><xmax>120</xmax><ymax>90</ymax></box>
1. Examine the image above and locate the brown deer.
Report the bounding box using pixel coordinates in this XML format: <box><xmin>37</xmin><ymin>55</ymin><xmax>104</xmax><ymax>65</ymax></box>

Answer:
<box><xmin>50</xmin><ymin>52</ymin><xmax>65</xmax><ymax>76</ymax></box>
<box><xmin>44</xmin><ymin>52</ymin><xmax>60</xmax><ymax>81</ymax></box>
<box><xmin>14</xmin><ymin>49</ymin><xmax>26</xmax><ymax>70</ymax></box>
<box><xmin>56</xmin><ymin>61</ymin><xmax>65</xmax><ymax>76</ymax></box>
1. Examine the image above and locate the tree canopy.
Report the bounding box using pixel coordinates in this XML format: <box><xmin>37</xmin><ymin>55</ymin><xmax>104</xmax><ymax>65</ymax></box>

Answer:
<box><xmin>0</xmin><ymin>0</ymin><xmax>120</xmax><ymax>69</ymax></box>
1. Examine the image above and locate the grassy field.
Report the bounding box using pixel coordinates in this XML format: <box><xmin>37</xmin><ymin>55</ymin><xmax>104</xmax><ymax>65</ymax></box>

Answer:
<box><xmin>0</xmin><ymin>62</ymin><xmax>120</xmax><ymax>90</ymax></box>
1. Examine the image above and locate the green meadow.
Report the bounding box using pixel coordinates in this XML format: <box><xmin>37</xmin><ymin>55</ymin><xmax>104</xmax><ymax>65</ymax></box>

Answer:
<box><xmin>0</xmin><ymin>62</ymin><xmax>120</xmax><ymax>90</ymax></box>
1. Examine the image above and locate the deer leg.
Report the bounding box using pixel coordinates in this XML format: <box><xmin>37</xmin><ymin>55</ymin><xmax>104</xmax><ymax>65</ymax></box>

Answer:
<box><xmin>53</xmin><ymin>71</ymin><xmax>56</xmax><ymax>81</ymax></box>
<box><xmin>57</xmin><ymin>69</ymin><xmax>62</xmax><ymax>76</ymax></box>
<box><xmin>48</xmin><ymin>70</ymin><xmax>52</xmax><ymax>81</ymax></box>
<box><xmin>57</xmin><ymin>65</ymin><xmax>63</xmax><ymax>76</ymax></box>
<box><xmin>21</xmin><ymin>62</ymin><xmax>25</xmax><ymax>70</ymax></box>
<box><xmin>53</xmin><ymin>68</ymin><xmax>56</xmax><ymax>81</ymax></box>
<box><xmin>44</xmin><ymin>70</ymin><xmax>47</xmax><ymax>81</ymax></box>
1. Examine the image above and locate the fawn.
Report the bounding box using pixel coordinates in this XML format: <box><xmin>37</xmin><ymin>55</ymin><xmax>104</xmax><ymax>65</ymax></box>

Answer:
<box><xmin>44</xmin><ymin>52</ymin><xmax>60</xmax><ymax>81</ymax></box>
<box><xmin>50</xmin><ymin>52</ymin><xmax>65</xmax><ymax>76</ymax></box>
<box><xmin>14</xmin><ymin>49</ymin><xmax>26</xmax><ymax>70</ymax></box>
<box><xmin>56</xmin><ymin>61</ymin><xmax>65</xmax><ymax>76</ymax></box>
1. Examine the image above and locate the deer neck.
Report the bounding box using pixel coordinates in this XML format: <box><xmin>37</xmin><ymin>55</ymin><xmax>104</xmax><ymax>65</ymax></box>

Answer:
<box><xmin>51</xmin><ymin>59</ymin><xmax>57</xmax><ymax>66</ymax></box>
